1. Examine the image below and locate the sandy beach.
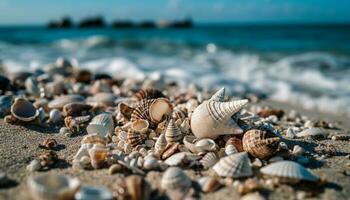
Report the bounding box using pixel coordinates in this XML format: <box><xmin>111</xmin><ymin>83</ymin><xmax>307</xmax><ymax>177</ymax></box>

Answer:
<box><xmin>0</xmin><ymin>99</ymin><xmax>349</xmax><ymax>200</ymax></box>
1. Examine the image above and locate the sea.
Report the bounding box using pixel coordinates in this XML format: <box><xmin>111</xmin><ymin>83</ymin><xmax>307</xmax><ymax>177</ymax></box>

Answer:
<box><xmin>0</xmin><ymin>24</ymin><xmax>350</xmax><ymax>115</ymax></box>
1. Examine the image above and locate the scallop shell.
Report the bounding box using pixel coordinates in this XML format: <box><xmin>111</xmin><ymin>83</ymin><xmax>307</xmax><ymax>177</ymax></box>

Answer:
<box><xmin>75</xmin><ymin>186</ymin><xmax>113</xmax><ymax>200</ymax></box>
<box><xmin>296</xmin><ymin>128</ymin><xmax>329</xmax><ymax>138</ymax></box>
<box><xmin>183</xmin><ymin>136</ymin><xmax>218</xmax><ymax>154</ymax></box>
<box><xmin>86</xmin><ymin>113</ymin><xmax>114</xmax><ymax>137</ymax></box>
<box><xmin>81</xmin><ymin>134</ymin><xmax>107</xmax><ymax>146</ymax></box>
<box><xmin>213</xmin><ymin>152</ymin><xmax>253</xmax><ymax>178</ymax></box>
<box><xmin>154</xmin><ymin>133</ymin><xmax>168</xmax><ymax>156</ymax></box>
<box><xmin>209</xmin><ymin>87</ymin><xmax>225</xmax><ymax>102</ymax></box>
<box><xmin>199</xmin><ymin>152</ymin><xmax>218</xmax><ymax>169</ymax></box>
<box><xmin>133</xmin><ymin>89</ymin><xmax>165</xmax><ymax>101</ymax></box>
<box><xmin>127</xmin><ymin>130</ymin><xmax>145</xmax><ymax>148</ymax></box>
<box><xmin>86</xmin><ymin>92</ymin><xmax>117</xmax><ymax>107</ymax></box>
<box><xmin>260</xmin><ymin>161</ymin><xmax>319</xmax><ymax>183</ymax></box>
<box><xmin>27</xmin><ymin>173</ymin><xmax>80</xmax><ymax>200</ymax></box>
<box><xmin>88</xmin><ymin>144</ymin><xmax>108</xmax><ymax>169</ymax></box>
<box><xmin>190</xmin><ymin>99</ymin><xmax>248</xmax><ymax>139</ymax></box>
<box><xmin>164</xmin><ymin>152</ymin><xmax>201</xmax><ymax>166</ymax></box>
<box><xmin>198</xmin><ymin>176</ymin><xmax>221</xmax><ymax>193</ymax></box>
<box><xmin>165</xmin><ymin>119</ymin><xmax>183</xmax><ymax>143</ymax></box>
<box><xmin>49</xmin><ymin>109</ymin><xmax>62</xmax><ymax>124</ymax></box>
<box><xmin>48</xmin><ymin>95</ymin><xmax>85</xmax><ymax>109</ymax></box>
<box><xmin>62</xmin><ymin>102</ymin><xmax>92</xmax><ymax>117</ymax></box>
<box><xmin>11</xmin><ymin>98</ymin><xmax>39</xmax><ymax>122</ymax></box>
<box><xmin>131</xmin><ymin>98</ymin><xmax>173</xmax><ymax>128</ymax></box>
<box><xmin>131</xmin><ymin>119</ymin><xmax>149</xmax><ymax>134</ymax></box>
<box><xmin>225</xmin><ymin>144</ymin><xmax>238</xmax><ymax>156</ymax></box>
<box><xmin>242</xmin><ymin>129</ymin><xmax>280</xmax><ymax>160</ymax></box>
<box><xmin>161</xmin><ymin>167</ymin><xmax>191</xmax><ymax>192</ymax></box>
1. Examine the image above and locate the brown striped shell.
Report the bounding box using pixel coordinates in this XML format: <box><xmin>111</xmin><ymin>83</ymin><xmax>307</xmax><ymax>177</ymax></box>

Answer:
<box><xmin>133</xmin><ymin>89</ymin><xmax>165</xmax><ymax>101</ymax></box>
<box><xmin>225</xmin><ymin>137</ymin><xmax>244</xmax><ymax>152</ymax></box>
<box><xmin>127</xmin><ymin>130</ymin><xmax>145</xmax><ymax>148</ymax></box>
<box><xmin>130</xmin><ymin>98</ymin><xmax>173</xmax><ymax>128</ymax></box>
<box><xmin>242</xmin><ymin>129</ymin><xmax>280</xmax><ymax>160</ymax></box>
<box><xmin>172</xmin><ymin>107</ymin><xmax>188</xmax><ymax>122</ymax></box>
<box><xmin>165</xmin><ymin>119</ymin><xmax>183</xmax><ymax>143</ymax></box>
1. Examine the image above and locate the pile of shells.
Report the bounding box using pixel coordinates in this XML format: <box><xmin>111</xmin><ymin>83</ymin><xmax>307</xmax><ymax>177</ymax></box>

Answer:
<box><xmin>1</xmin><ymin>58</ymin><xmax>344</xmax><ymax>199</ymax></box>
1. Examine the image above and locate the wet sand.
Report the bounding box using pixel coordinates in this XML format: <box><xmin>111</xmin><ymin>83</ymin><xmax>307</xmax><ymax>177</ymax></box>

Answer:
<box><xmin>0</xmin><ymin>100</ymin><xmax>349</xmax><ymax>200</ymax></box>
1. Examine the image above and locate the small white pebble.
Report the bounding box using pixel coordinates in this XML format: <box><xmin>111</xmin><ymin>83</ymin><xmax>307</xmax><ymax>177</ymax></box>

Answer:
<box><xmin>26</xmin><ymin>160</ymin><xmax>41</xmax><ymax>172</ymax></box>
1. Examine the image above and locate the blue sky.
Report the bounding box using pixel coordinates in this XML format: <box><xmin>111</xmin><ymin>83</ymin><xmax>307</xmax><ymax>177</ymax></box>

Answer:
<box><xmin>0</xmin><ymin>0</ymin><xmax>350</xmax><ymax>25</ymax></box>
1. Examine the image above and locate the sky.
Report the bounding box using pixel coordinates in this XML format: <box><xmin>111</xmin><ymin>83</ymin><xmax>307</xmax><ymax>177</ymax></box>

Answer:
<box><xmin>0</xmin><ymin>0</ymin><xmax>350</xmax><ymax>25</ymax></box>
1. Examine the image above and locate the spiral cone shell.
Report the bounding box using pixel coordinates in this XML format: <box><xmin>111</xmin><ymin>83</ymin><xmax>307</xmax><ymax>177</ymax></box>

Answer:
<box><xmin>155</xmin><ymin>133</ymin><xmax>167</xmax><ymax>155</ymax></box>
<box><xmin>209</xmin><ymin>87</ymin><xmax>225</xmax><ymax>102</ymax></box>
<box><xmin>242</xmin><ymin>129</ymin><xmax>280</xmax><ymax>160</ymax></box>
<box><xmin>165</xmin><ymin>119</ymin><xmax>183</xmax><ymax>143</ymax></box>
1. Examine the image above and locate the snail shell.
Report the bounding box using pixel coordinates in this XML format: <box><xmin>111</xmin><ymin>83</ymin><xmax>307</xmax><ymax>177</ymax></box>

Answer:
<box><xmin>165</xmin><ymin>119</ymin><xmax>183</xmax><ymax>143</ymax></box>
<box><xmin>154</xmin><ymin>133</ymin><xmax>167</xmax><ymax>156</ymax></box>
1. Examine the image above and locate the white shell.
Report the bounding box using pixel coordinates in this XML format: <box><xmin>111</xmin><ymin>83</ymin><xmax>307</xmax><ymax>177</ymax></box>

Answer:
<box><xmin>131</xmin><ymin>119</ymin><xmax>149</xmax><ymax>134</ymax></box>
<box><xmin>154</xmin><ymin>133</ymin><xmax>167</xmax><ymax>155</ymax></box>
<box><xmin>199</xmin><ymin>152</ymin><xmax>218</xmax><ymax>169</ymax></box>
<box><xmin>209</xmin><ymin>87</ymin><xmax>225</xmax><ymax>102</ymax></box>
<box><xmin>213</xmin><ymin>152</ymin><xmax>253</xmax><ymax>178</ymax></box>
<box><xmin>260</xmin><ymin>161</ymin><xmax>319</xmax><ymax>182</ymax></box>
<box><xmin>143</xmin><ymin>156</ymin><xmax>160</xmax><ymax>170</ymax></box>
<box><xmin>165</xmin><ymin>119</ymin><xmax>183</xmax><ymax>143</ymax></box>
<box><xmin>164</xmin><ymin>152</ymin><xmax>201</xmax><ymax>166</ymax></box>
<box><xmin>179</xmin><ymin>118</ymin><xmax>191</xmax><ymax>134</ymax></box>
<box><xmin>225</xmin><ymin>144</ymin><xmax>238</xmax><ymax>156</ymax></box>
<box><xmin>183</xmin><ymin>136</ymin><xmax>218</xmax><ymax>154</ymax></box>
<box><xmin>26</xmin><ymin>159</ymin><xmax>41</xmax><ymax>172</ymax></box>
<box><xmin>28</xmin><ymin>173</ymin><xmax>80</xmax><ymax>200</ymax></box>
<box><xmin>75</xmin><ymin>186</ymin><xmax>113</xmax><ymax>200</ymax></box>
<box><xmin>87</xmin><ymin>113</ymin><xmax>114</xmax><ymax>137</ymax></box>
<box><xmin>161</xmin><ymin>167</ymin><xmax>191</xmax><ymax>192</ymax></box>
<box><xmin>49</xmin><ymin>109</ymin><xmax>62</xmax><ymax>124</ymax></box>
<box><xmin>11</xmin><ymin>98</ymin><xmax>39</xmax><ymax>122</ymax></box>
<box><xmin>296</xmin><ymin>128</ymin><xmax>328</xmax><ymax>138</ymax></box>
<box><xmin>190</xmin><ymin>99</ymin><xmax>248</xmax><ymax>139</ymax></box>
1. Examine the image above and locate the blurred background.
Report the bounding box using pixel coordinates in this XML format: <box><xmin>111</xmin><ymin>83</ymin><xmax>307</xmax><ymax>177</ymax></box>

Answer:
<box><xmin>0</xmin><ymin>0</ymin><xmax>350</xmax><ymax>115</ymax></box>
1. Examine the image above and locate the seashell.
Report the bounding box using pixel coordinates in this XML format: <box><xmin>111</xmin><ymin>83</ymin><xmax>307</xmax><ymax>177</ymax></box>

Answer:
<box><xmin>26</xmin><ymin>159</ymin><xmax>41</xmax><ymax>172</ymax></box>
<box><xmin>39</xmin><ymin>138</ymin><xmax>58</xmax><ymax>150</ymax></box>
<box><xmin>225</xmin><ymin>137</ymin><xmax>244</xmax><ymax>152</ymax></box>
<box><xmin>155</xmin><ymin>119</ymin><xmax>168</xmax><ymax>135</ymax></box>
<box><xmin>25</xmin><ymin>76</ymin><xmax>41</xmax><ymax>97</ymax></box>
<box><xmin>109</xmin><ymin>164</ymin><xmax>123</xmax><ymax>175</ymax></box>
<box><xmin>242</xmin><ymin>129</ymin><xmax>280</xmax><ymax>160</ymax></box>
<box><xmin>86</xmin><ymin>92</ymin><xmax>117</xmax><ymax>107</ymax></box>
<box><xmin>39</xmin><ymin>151</ymin><xmax>58</xmax><ymax>168</ymax></box>
<box><xmin>62</xmin><ymin>102</ymin><xmax>92</xmax><ymax>117</ymax></box>
<box><xmin>172</xmin><ymin>107</ymin><xmax>188</xmax><ymax>122</ymax></box>
<box><xmin>11</xmin><ymin>97</ymin><xmax>39</xmax><ymax>122</ymax></box>
<box><xmin>49</xmin><ymin>109</ymin><xmax>62</xmax><ymax>124</ymax></box>
<box><xmin>133</xmin><ymin>88</ymin><xmax>165</xmax><ymax>101</ymax></box>
<box><xmin>81</xmin><ymin>134</ymin><xmax>107</xmax><ymax>146</ymax></box>
<box><xmin>118</xmin><ymin>102</ymin><xmax>134</xmax><ymax>121</ymax></box>
<box><xmin>260</xmin><ymin>161</ymin><xmax>319</xmax><ymax>183</ymax></box>
<box><xmin>131</xmin><ymin>119</ymin><xmax>149</xmax><ymax>134</ymax></box>
<box><xmin>209</xmin><ymin>87</ymin><xmax>225</xmax><ymax>102</ymax></box>
<box><xmin>162</xmin><ymin>142</ymin><xmax>180</xmax><ymax>160</ymax></box>
<box><xmin>190</xmin><ymin>99</ymin><xmax>248</xmax><ymax>139</ymax></box>
<box><xmin>154</xmin><ymin>133</ymin><xmax>167</xmax><ymax>156</ymax></box>
<box><xmin>213</xmin><ymin>152</ymin><xmax>253</xmax><ymax>178</ymax></box>
<box><xmin>88</xmin><ymin>144</ymin><xmax>108</xmax><ymax>169</ymax></box>
<box><xmin>75</xmin><ymin>186</ymin><xmax>113</xmax><ymax>200</ymax></box>
<box><xmin>225</xmin><ymin>144</ymin><xmax>238</xmax><ymax>156</ymax></box>
<box><xmin>0</xmin><ymin>95</ymin><xmax>13</xmax><ymax>118</ymax></box>
<box><xmin>165</xmin><ymin>152</ymin><xmax>201</xmax><ymax>166</ymax></box>
<box><xmin>87</xmin><ymin>113</ymin><xmax>114</xmax><ymax>137</ymax></box>
<box><xmin>296</xmin><ymin>128</ymin><xmax>329</xmax><ymax>139</ymax></box>
<box><xmin>291</xmin><ymin>145</ymin><xmax>305</xmax><ymax>156</ymax></box>
<box><xmin>79</xmin><ymin>156</ymin><xmax>91</xmax><ymax>169</ymax></box>
<box><xmin>28</xmin><ymin>173</ymin><xmax>80</xmax><ymax>200</ymax></box>
<box><xmin>180</xmin><ymin>118</ymin><xmax>191</xmax><ymax>134</ymax></box>
<box><xmin>161</xmin><ymin>167</ymin><xmax>191</xmax><ymax>192</ymax></box>
<box><xmin>200</xmin><ymin>152</ymin><xmax>218</xmax><ymax>169</ymax></box>
<box><xmin>198</xmin><ymin>176</ymin><xmax>221</xmax><ymax>193</ymax></box>
<box><xmin>165</xmin><ymin>119</ymin><xmax>183</xmax><ymax>143</ymax></box>
<box><xmin>124</xmin><ymin>175</ymin><xmax>151</xmax><ymax>200</ymax></box>
<box><xmin>48</xmin><ymin>95</ymin><xmax>85</xmax><ymax>110</ymax></box>
<box><xmin>183</xmin><ymin>136</ymin><xmax>218</xmax><ymax>154</ymax></box>
<box><xmin>131</xmin><ymin>98</ymin><xmax>173</xmax><ymax>128</ymax></box>
<box><xmin>127</xmin><ymin>130</ymin><xmax>145</xmax><ymax>148</ymax></box>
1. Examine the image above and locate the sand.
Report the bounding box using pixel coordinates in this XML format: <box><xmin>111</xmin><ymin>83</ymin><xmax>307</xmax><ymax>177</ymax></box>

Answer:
<box><xmin>0</xmin><ymin>100</ymin><xmax>349</xmax><ymax>200</ymax></box>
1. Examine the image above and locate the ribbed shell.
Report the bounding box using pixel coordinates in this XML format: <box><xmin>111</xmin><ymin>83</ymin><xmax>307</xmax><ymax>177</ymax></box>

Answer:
<box><xmin>242</xmin><ymin>129</ymin><xmax>280</xmax><ymax>160</ymax></box>
<box><xmin>225</xmin><ymin>144</ymin><xmax>238</xmax><ymax>156</ymax></box>
<box><xmin>165</xmin><ymin>119</ymin><xmax>183</xmax><ymax>143</ymax></box>
<box><xmin>212</xmin><ymin>152</ymin><xmax>253</xmax><ymax>178</ymax></box>
<box><xmin>155</xmin><ymin>133</ymin><xmax>167</xmax><ymax>155</ymax></box>
<box><xmin>209</xmin><ymin>87</ymin><xmax>225</xmax><ymax>102</ymax></box>
<box><xmin>206</xmin><ymin>99</ymin><xmax>248</xmax><ymax>122</ymax></box>
<box><xmin>161</xmin><ymin>167</ymin><xmax>191</xmax><ymax>191</ymax></box>
<box><xmin>127</xmin><ymin>130</ymin><xmax>145</xmax><ymax>148</ymax></box>
<box><xmin>200</xmin><ymin>152</ymin><xmax>218</xmax><ymax>169</ymax></box>
<box><xmin>133</xmin><ymin>89</ymin><xmax>165</xmax><ymax>101</ymax></box>
<box><xmin>81</xmin><ymin>134</ymin><xmax>107</xmax><ymax>146</ymax></box>
<box><xmin>260</xmin><ymin>161</ymin><xmax>319</xmax><ymax>182</ymax></box>
<box><xmin>86</xmin><ymin>113</ymin><xmax>114</xmax><ymax>137</ymax></box>
<box><xmin>172</xmin><ymin>107</ymin><xmax>188</xmax><ymax>122</ymax></box>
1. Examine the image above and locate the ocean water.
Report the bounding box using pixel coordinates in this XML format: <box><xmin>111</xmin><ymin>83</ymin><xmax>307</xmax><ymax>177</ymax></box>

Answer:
<box><xmin>0</xmin><ymin>25</ymin><xmax>350</xmax><ymax>115</ymax></box>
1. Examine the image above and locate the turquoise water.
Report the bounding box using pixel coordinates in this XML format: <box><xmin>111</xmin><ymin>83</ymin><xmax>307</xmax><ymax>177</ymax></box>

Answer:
<box><xmin>0</xmin><ymin>25</ymin><xmax>350</xmax><ymax>115</ymax></box>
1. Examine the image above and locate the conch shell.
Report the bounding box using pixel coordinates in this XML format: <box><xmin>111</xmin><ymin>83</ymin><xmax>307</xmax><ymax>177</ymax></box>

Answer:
<box><xmin>209</xmin><ymin>87</ymin><xmax>225</xmax><ymax>102</ymax></box>
<box><xmin>190</xmin><ymin>99</ymin><xmax>248</xmax><ymax>139</ymax></box>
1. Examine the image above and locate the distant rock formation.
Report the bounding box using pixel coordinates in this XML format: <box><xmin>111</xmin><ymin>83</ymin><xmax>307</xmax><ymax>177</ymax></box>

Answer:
<box><xmin>78</xmin><ymin>16</ymin><xmax>105</xmax><ymax>28</ymax></box>
<box><xmin>111</xmin><ymin>20</ymin><xmax>135</xmax><ymax>28</ymax></box>
<box><xmin>47</xmin><ymin>17</ymin><xmax>73</xmax><ymax>29</ymax></box>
